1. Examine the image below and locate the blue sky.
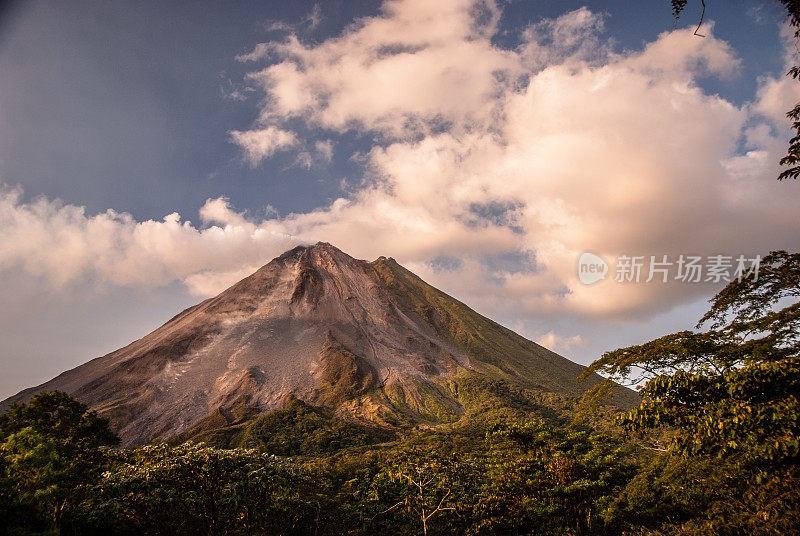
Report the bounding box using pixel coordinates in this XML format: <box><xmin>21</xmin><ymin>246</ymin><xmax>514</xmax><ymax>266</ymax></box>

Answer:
<box><xmin>1</xmin><ymin>0</ymin><xmax>798</xmax><ymax>399</ymax></box>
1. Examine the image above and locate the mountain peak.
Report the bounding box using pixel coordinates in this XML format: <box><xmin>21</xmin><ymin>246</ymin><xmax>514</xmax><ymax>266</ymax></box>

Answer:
<box><xmin>1</xmin><ymin>244</ymin><xmax>633</xmax><ymax>446</ymax></box>
<box><xmin>281</xmin><ymin>241</ymin><xmax>343</xmax><ymax>254</ymax></box>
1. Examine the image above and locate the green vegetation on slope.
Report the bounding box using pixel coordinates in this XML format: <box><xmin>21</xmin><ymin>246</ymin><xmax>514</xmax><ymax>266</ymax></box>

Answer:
<box><xmin>385</xmin><ymin>378</ymin><xmax>463</xmax><ymax>424</ymax></box>
<box><xmin>238</xmin><ymin>399</ymin><xmax>395</xmax><ymax>456</ymax></box>
<box><xmin>169</xmin><ymin>396</ymin><xmax>260</xmax><ymax>448</ymax></box>
<box><xmin>371</xmin><ymin>257</ymin><xmax>637</xmax><ymax>408</ymax></box>
<box><xmin>173</xmin><ymin>398</ymin><xmax>395</xmax><ymax>456</ymax></box>
<box><xmin>169</xmin><ymin>365</ymin><xmax>621</xmax><ymax>455</ymax></box>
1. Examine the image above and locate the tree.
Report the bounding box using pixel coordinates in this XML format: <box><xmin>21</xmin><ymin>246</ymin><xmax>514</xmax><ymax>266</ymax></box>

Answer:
<box><xmin>582</xmin><ymin>251</ymin><xmax>800</xmax><ymax>533</ymax></box>
<box><xmin>0</xmin><ymin>390</ymin><xmax>119</xmax><ymax>534</ymax></box>
<box><xmin>472</xmin><ymin>421</ymin><xmax>634</xmax><ymax>536</ymax></box>
<box><xmin>582</xmin><ymin>251</ymin><xmax>799</xmax><ymax>463</ymax></box>
<box><xmin>370</xmin><ymin>447</ymin><xmax>475</xmax><ymax>536</ymax></box>
<box><xmin>98</xmin><ymin>443</ymin><xmax>316</xmax><ymax>536</ymax></box>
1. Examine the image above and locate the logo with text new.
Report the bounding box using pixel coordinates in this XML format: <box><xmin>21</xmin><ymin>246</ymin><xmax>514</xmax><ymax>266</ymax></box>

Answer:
<box><xmin>578</xmin><ymin>253</ymin><xmax>608</xmax><ymax>285</ymax></box>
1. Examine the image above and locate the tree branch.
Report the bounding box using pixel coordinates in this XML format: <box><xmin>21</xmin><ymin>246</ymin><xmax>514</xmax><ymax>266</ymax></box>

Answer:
<box><xmin>694</xmin><ymin>0</ymin><xmax>706</xmax><ymax>37</ymax></box>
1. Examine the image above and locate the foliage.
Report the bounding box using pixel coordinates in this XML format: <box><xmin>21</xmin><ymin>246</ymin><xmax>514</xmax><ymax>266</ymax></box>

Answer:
<box><xmin>774</xmin><ymin>0</ymin><xmax>800</xmax><ymax>180</ymax></box>
<box><xmin>0</xmin><ymin>390</ymin><xmax>119</xmax><ymax>535</ymax></box>
<box><xmin>4</xmin><ymin>381</ymin><xmax>796</xmax><ymax>536</ymax></box>
<box><xmin>582</xmin><ymin>250</ymin><xmax>800</xmax><ymax>534</ymax></box>
<box><xmin>170</xmin><ymin>398</ymin><xmax>395</xmax><ymax>455</ymax></box>
<box><xmin>472</xmin><ymin>422</ymin><xmax>634</xmax><ymax>536</ymax></box>
<box><xmin>169</xmin><ymin>397</ymin><xmax>260</xmax><ymax>448</ymax></box>
<box><xmin>670</xmin><ymin>1</ymin><xmax>688</xmax><ymax>18</ymax></box>
<box><xmin>608</xmin><ymin>455</ymin><xmax>800</xmax><ymax>536</ymax></box>
<box><xmin>96</xmin><ymin>443</ymin><xmax>316</xmax><ymax>535</ymax></box>
<box><xmin>239</xmin><ymin>399</ymin><xmax>395</xmax><ymax>456</ymax></box>
<box><xmin>582</xmin><ymin>251</ymin><xmax>800</xmax><ymax>464</ymax></box>
<box><xmin>369</xmin><ymin>448</ymin><xmax>478</xmax><ymax>535</ymax></box>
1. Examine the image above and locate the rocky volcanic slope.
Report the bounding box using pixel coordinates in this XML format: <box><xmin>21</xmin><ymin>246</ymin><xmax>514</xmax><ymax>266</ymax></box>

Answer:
<box><xmin>1</xmin><ymin>243</ymin><xmax>635</xmax><ymax>446</ymax></box>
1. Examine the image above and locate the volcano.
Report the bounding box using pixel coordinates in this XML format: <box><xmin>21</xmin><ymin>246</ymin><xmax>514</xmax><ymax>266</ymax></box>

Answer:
<box><xmin>1</xmin><ymin>243</ymin><xmax>633</xmax><ymax>446</ymax></box>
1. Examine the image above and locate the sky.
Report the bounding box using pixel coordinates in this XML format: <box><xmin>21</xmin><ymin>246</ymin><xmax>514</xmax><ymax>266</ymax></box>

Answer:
<box><xmin>1</xmin><ymin>0</ymin><xmax>799</xmax><ymax>399</ymax></box>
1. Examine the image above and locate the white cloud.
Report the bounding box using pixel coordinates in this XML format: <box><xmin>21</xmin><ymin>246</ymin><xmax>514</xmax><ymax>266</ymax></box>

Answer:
<box><xmin>228</xmin><ymin>127</ymin><xmax>298</xmax><ymax>166</ymax></box>
<box><xmin>3</xmin><ymin>1</ymin><xmax>800</xmax><ymax>326</ymax></box>
<box><xmin>536</xmin><ymin>331</ymin><xmax>586</xmax><ymax>353</ymax></box>
<box><xmin>295</xmin><ymin>139</ymin><xmax>334</xmax><ymax>169</ymax></box>
<box><xmin>623</xmin><ymin>23</ymin><xmax>740</xmax><ymax>80</ymax></box>
<box><xmin>238</xmin><ymin>0</ymin><xmax>517</xmax><ymax>137</ymax></box>
<box><xmin>519</xmin><ymin>6</ymin><xmax>611</xmax><ymax>69</ymax></box>
<box><xmin>306</xmin><ymin>4</ymin><xmax>322</xmax><ymax>30</ymax></box>
<box><xmin>256</xmin><ymin>3</ymin><xmax>323</xmax><ymax>37</ymax></box>
<box><xmin>752</xmin><ymin>25</ymin><xmax>800</xmax><ymax>128</ymax></box>
<box><xmin>183</xmin><ymin>265</ymin><xmax>264</xmax><ymax>296</ymax></box>
<box><xmin>314</xmin><ymin>140</ymin><xmax>334</xmax><ymax>162</ymax></box>
<box><xmin>0</xmin><ymin>187</ymin><xmax>297</xmax><ymax>294</ymax></box>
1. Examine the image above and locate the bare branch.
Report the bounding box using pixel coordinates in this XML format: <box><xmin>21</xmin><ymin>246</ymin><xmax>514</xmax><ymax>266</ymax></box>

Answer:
<box><xmin>694</xmin><ymin>0</ymin><xmax>706</xmax><ymax>37</ymax></box>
